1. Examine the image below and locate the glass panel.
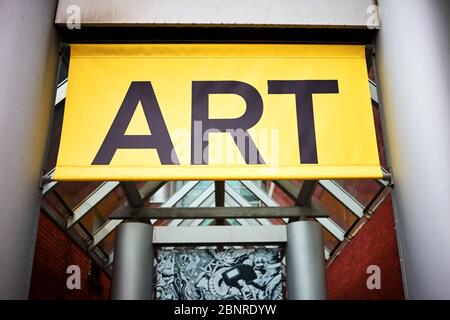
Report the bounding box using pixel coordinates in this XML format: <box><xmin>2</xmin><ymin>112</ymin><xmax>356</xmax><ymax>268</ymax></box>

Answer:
<box><xmin>137</xmin><ymin>181</ymin><xmax>169</xmax><ymax>207</ymax></box>
<box><xmin>268</xmin><ymin>180</ymin><xmax>304</xmax><ymax>207</ymax></box>
<box><xmin>42</xmin><ymin>191</ymin><xmax>71</xmax><ymax>219</ymax></box>
<box><xmin>173</xmin><ymin>181</ymin><xmax>188</xmax><ymax>193</ymax></box>
<box><xmin>177</xmin><ymin>181</ymin><xmax>213</xmax><ymax>207</ymax></box>
<box><xmin>79</xmin><ymin>186</ymin><xmax>126</xmax><ymax>234</ymax></box>
<box><xmin>73</xmin><ymin>223</ymin><xmax>93</xmax><ymax>243</ymax></box>
<box><xmin>54</xmin><ymin>181</ymin><xmax>102</xmax><ymax>209</ymax></box>
<box><xmin>322</xmin><ymin>227</ymin><xmax>339</xmax><ymax>252</ymax></box>
<box><xmin>230</xmin><ymin>181</ymin><xmax>261</xmax><ymax>207</ymax></box>
<box><xmin>312</xmin><ymin>185</ymin><xmax>357</xmax><ymax>232</ymax></box>
<box><xmin>334</xmin><ymin>179</ymin><xmax>382</xmax><ymax>208</ymax></box>
<box><xmin>272</xmin><ymin>191</ymin><xmax>293</xmax><ymax>207</ymax></box>
<box><xmin>99</xmin><ymin>231</ymin><xmax>116</xmax><ymax>254</ymax></box>
<box><xmin>291</xmin><ymin>180</ymin><xmax>303</xmax><ymax>187</ymax></box>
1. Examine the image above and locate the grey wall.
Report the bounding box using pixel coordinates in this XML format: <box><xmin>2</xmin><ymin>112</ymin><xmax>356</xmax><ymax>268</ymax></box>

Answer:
<box><xmin>375</xmin><ymin>0</ymin><xmax>450</xmax><ymax>299</ymax></box>
<box><xmin>0</xmin><ymin>0</ymin><xmax>59</xmax><ymax>299</ymax></box>
<box><xmin>55</xmin><ymin>0</ymin><xmax>378</xmax><ymax>28</ymax></box>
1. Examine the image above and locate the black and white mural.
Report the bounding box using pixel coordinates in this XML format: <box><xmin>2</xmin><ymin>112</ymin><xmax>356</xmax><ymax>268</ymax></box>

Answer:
<box><xmin>156</xmin><ymin>248</ymin><xmax>285</xmax><ymax>300</ymax></box>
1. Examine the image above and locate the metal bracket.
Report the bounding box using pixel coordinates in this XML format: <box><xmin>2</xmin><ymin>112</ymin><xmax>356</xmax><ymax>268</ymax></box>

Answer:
<box><xmin>388</xmin><ymin>167</ymin><xmax>395</xmax><ymax>187</ymax></box>
<box><xmin>365</xmin><ymin>44</ymin><xmax>376</xmax><ymax>59</ymax></box>
<box><xmin>382</xmin><ymin>167</ymin><xmax>395</xmax><ymax>187</ymax></box>
<box><xmin>58</xmin><ymin>43</ymin><xmax>71</xmax><ymax>72</ymax></box>
<box><xmin>365</xmin><ymin>44</ymin><xmax>376</xmax><ymax>72</ymax></box>
<box><xmin>363</xmin><ymin>168</ymin><xmax>395</xmax><ymax>215</ymax></box>
<box><xmin>39</xmin><ymin>171</ymin><xmax>53</xmax><ymax>190</ymax></box>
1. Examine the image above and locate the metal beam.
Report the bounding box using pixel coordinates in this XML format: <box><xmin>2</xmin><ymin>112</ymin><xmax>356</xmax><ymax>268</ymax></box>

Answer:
<box><xmin>106</xmin><ymin>251</ymin><xmax>114</xmax><ymax>269</ymax></box>
<box><xmin>316</xmin><ymin>217</ymin><xmax>345</xmax><ymax>241</ymax></box>
<box><xmin>139</xmin><ymin>181</ymin><xmax>167</xmax><ymax>202</ymax></box>
<box><xmin>180</xmin><ymin>185</ymin><xmax>217</xmax><ymax>226</ymax></box>
<box><xmin>120</xmin><ymin>182</ymin><xmax>143</xmax><ymax>208</ymax></box>
<box><xmin>154</xmin><ymin>181</ymin><xmax>200</xmax><ymax>224</ymax></box>
<box><xmin>194</xmin><ymin>194</ymin><xmax>218</xmax><ymax>226</ymax></box>
<box><xmin>110</xmin><ymin>206</ymin><xmax>326</xmax><ymax>220</ymax></box>
<box><xmin>66</xmin><ymin>181</ymin><xmax>119</xmax><ymax>228</ymax></box>
<box><xmin>241</xmin><ymin>180</ymin><xmax>279</xmax><ymax>207</ymax></box>
<box><xmin>318</xmin><ymin>180</ymin><xmax>364</xmax><ymax>218</ymax></box>
<box><xmin>272</xmin><ymin>180</ymin><xmax>298</xmax><ymax>202</ymax></box>
<box><xmin>240</xmin><ymin>181</ymin><xmax>286</xmax><ymax>224</ymax></box>
<box><xmin>369</xmin><ymin>79</ymin><xmax>379</xmax><ymax>105</ymax></box>
<box><xmin>214</xmin><ymin>181</ymin><xmax>226</xmax><ymax>225</ymax></box>
<box><xmin>224</xmin><ymin>183</ymin><xmax>262</xmax><ymax>226</ymax></box>
<box><xmin>379</xmin><ymin>168</ymin><xmax>390</xmax><ymax>187</ymax></box>
<box><xmin>42</xmin><ymin>179</ymin><xmax>58</xmax><ymax>195</ymax></box>
<box><xmin>324</xmin><ymin>248</ymin><xmax>330</xmax><ymax>260</ymax></box>
<box><xmin>295</xmin><ymin>181</ymin><xmax>318</xmax><ymax>207</ymax></box>
<box><xmin>55</xmin><ymin>78</ymin><xmax>67</xmax><ymax>105</ymax></box>
<box><xmin>272</xmin><ymin>180</ymin><xmax>347</xmax><ymax>240</ymax></box>
<box><xmin>88</xmin><ymin>219</ymin><xmax>122</xmax><ymax>252</ymax></box>
<box><xmin>225</xmin><ymin>183</ymin><xmax>250</xmax><ymax>206</ymax></box>
<box><xmin>289</xmin><ymin>180</ymin><xmax>318</xmax><ymax>223</ymax></box>
<box><xmin>241</xmin><ymin>181</ymin><xmax>288</xmax><ymax>224</ymax></box>
<box><xmin>215</xmin><ymin>181</ymin><xmax>225</xmax><ymax>207</ymax></box>
<box><xmin>88</xmin><ymin>181</ymin><xmax>168</xmax><ymax>248</ymax></box>
<box><xmin>160</xmin><ymin>181</ymin><xmax>199</xmax><ymax>208</ymax></box>
<box><xmin>167</xmin><ymin>182</ymin><xmax>214</xmax><ymax>226</ymax></box>
<box><xmin>224</xmin><ymin>191</ymin><xmax>261</xmax><ymax>226</ymax></box>
<box><xmin>152</xmin><ymin>225</ymin><xmax>287</xmax><ymax>245</ymax></box>
<box><xmin>41</xmin><ymin>168</ymin><xmax>57</xmax><ymax>195</ymax></box>
<box><xmin>91</xmin><ymin>246</ymin><xmax>111</xmax><ymax>267</ymax></box>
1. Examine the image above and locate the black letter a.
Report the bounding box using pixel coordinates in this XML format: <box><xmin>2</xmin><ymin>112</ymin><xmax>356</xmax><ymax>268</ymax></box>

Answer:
<box><xmin>92</xmin><ymin>81</ymin><xmax>179</xmax><ymax>165</ymax></box>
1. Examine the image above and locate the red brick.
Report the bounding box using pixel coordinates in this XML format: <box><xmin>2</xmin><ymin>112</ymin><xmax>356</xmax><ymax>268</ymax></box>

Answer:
<box><xmin>326</xmin><ymin>195</ymin><xmax>404</xmax><ymax>299</ymax></box>
<box><xmin>29</xmin><ymin>212</ymin><xmax>111</xmax><ymax>300</ymax></box>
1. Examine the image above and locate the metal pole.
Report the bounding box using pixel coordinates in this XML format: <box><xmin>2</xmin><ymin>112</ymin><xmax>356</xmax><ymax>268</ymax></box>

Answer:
<box><xmin>286</xmin><ymin>220</ymin><xmax>327</xmax><ymax>299</ymax></box>
<box><xmin>375</xmin><ymin>0</ymin><xmax>450</xmax><ymax>299</ymax></box>
<box><xmin>0</xmin><ymin>0</ymin><xmax>59</xmax><ymax>299</ymax></box>
<box><xmin>215</xmin><ymin>181</ymin><xmax>225</xmax><ymax>225</ymax></box>
<box><xmin>111</xmin><ymin>222</ymin><xmax>154</xmax><ymax>300</ymax></box>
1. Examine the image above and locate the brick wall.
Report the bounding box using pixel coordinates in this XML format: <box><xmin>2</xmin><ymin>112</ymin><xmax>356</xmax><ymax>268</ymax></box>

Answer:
<box><xmin>29</xmin><ymin>212</ymin><xmax>111</xmax><ymax>300</ymax></box>
<box><xmin>326</xmin><ymin>195</ymin><xmax>404</xmax><ymax>299</ymax></box>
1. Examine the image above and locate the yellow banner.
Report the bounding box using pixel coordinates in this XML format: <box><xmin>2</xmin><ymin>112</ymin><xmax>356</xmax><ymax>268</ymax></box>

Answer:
<box><xmin>54</xmin><ymin>44</ymin><xmax>381</xmax><ymax>181</ymax></box>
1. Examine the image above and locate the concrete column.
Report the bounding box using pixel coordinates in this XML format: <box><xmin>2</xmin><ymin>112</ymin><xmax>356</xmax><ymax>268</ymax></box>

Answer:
<box><xmin>0</xmin><ymin>0</ymin><xmax>59</xmax><ymax>299</ymax></box>
<box><xmin>286</xmin><ymin>220</ymin><xmax>327</xmax><ymax>299</ymax></box>
<box><xmin>111</xmin><ymin>222</ymin><xmax>154</xmax><ymax>300</ymax></box>
<box><xmin>375</xmin><ymin>0</ymin><xmax>450</xmax><ymax>299</ymax></box>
